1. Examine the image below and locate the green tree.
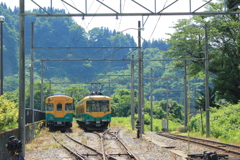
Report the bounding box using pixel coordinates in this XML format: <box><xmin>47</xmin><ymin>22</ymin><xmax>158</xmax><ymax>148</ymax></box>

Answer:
<box><xmin>3</xmin><ymin>75</ymin><xmax>19</xmax><ymax>93</ymax></box>
<box><xmin>151</xmin><ymin>100</ymin><xmax>183</xmax><ymax>123</ymax></box>
<box><xmin>3</xmin><ymin>90</ymin><xmax>19</xmax><ymax>103</ymax></box>
<box><xmin>195</xmin><ymin>87</ymin><xmax>220</xmax><ymax>111</ymax></box>
<box><xmin>164</xmin><ymin>1</ymin><xmax>240</xmax><ymax>104</ymax></box>
<box><xmin>111</xmin><ymin>89</ymin><xmax>138</xmax><ymax>117</ymax></box>
<box><xmin>25</xmin><ymin>80</ymin><xmax>52</xmax><ymax>110</ymax></box>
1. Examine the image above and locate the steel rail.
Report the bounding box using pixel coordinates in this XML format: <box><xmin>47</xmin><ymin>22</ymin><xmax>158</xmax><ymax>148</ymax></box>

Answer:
<box><xmin>106</xmin><ymin>128</ymin><xmax>140</xmax><ymax>160</ymax></box>
<box><xmin>93</xmin><ymin>132</ymin><xmax>118</xmax><ymax>160</ymax></box>
<box><xmin>156</xmin><ymin>133</ymin><xmax>240</xmax><ymax>156</ymax></box>
<box><xmin>65</xmin><ymin>133</ymin><xmax>118</xmax><ymax>160</ymax></box>
<box><xmin>52</xmin><ymin>134</ymin><xmax>85</xmax><ymax>160</ymax></box>
<box><xmin>65</xmin><ymin>133</ymin><xmax>102</xmax><ymax>153</ymax></box>
<box><xmin>175</xmin><ymin>134</ymin><xmax>240</xmax><ymax>149</ymax></box>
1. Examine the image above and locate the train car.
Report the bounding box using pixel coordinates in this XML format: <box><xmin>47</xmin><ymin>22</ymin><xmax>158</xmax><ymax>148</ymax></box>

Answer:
<box><xmin>45</xmin><ymin>93</ymin><xmax>73</xmax><ymax>129</ymax></box>
<box><xmin>75</xmin><ymin>92</ymin><xmax>111</xmax><ymax>131</ymax></box>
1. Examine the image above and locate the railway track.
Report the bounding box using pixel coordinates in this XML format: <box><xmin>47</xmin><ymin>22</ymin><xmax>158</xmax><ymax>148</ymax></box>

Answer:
<box><xmin>156</xmin><ymin>132</ymin><xmax>240</xmax><ymax>159</ymax></box>
<box><xmin>94</xmin><ymin>128</ymin><xmax>139</xmax><ymax>160</ymax></box>
<box><xmin>52</xmin><ymin>134</ymin><xmax>85</xmax><ymax>160</ymax></box>
<box><xmin>52</xmin><ymin>128</ymin><xmax>139</xmax><ymax>160</ymax></box>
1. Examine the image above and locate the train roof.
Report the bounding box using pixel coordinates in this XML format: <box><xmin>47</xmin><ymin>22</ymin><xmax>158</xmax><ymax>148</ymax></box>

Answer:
<box><xmin>84</xmin><ymin>95</ymin><xmax>110</xmax><ymax>99</ymax></box>
<box><xmin>53</xmin><ymin>93</ymin><xmax>66</xmax><ymax>96</ymax></box>
<box><xmin>46</xmin><ymin>93</ymin><xmax>72</xmax><ymax>99</ymax></box>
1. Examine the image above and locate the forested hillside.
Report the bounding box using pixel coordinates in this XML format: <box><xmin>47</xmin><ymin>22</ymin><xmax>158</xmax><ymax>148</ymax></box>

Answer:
<box><xmin>0</xmin><ymin>3</ymin><xmax>170</xmax><ymax>93</ymax></box>
<box><xmin>1</xmin><ymin>0</ymin><xmax>240</xmax><ymax>112</ymax></box>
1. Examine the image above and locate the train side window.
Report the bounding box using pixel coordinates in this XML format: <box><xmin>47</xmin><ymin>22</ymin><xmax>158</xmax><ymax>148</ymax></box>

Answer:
<box><xmin>57</xmin><ymin>103</ymin><xmax>62</xmax><ymax>111</ymax></box>
<box><xmin>46</xmin><ymin>103</ymin><xmax>54</xmax><ymax>111</ymax></box>
<box><xmin>65</xmin><ymin>103</ymin><xmax>73</xmax><ymax>111</ymax></box>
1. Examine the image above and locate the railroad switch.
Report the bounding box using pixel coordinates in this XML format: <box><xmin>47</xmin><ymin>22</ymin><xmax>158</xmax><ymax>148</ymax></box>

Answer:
<box><xmin>188</xmin><ymin>151</ymin><xmax>228</xmax><ymax>160</ymax></box>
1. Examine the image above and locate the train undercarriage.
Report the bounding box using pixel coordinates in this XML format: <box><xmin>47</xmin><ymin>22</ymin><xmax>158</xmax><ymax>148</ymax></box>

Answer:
<box><xmin>76</xmin><ymin>120</ymin><xmax>110</xmax><ymax>131</ymax></box>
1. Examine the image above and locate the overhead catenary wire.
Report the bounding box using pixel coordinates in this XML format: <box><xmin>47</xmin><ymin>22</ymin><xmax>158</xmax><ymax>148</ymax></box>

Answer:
<box><xmin>137</xmin><ymin>0</ymin><xmax>169</xmax><ymax>55</ymax></box>
<box><xmin>62</xmin><ymin>0</ymin><xmax>106</xmax><ymax>47</ymax></box>
<box><xmin>148</xmin><ymin>0</ymin><xmax>168</xmax><ymax>41</ymax></box>
<box><xmin>65</xmin><ymin>0</ymin><xmax>95</xmax><ymax>47</ymax></box>
<box><xmin>86</xmin><ymin>0</ymin><xmax>103</xmax><ymax>31</ymax></box>
<box><xmin>117</xmin><ymin>0</ymin><xmax>126</xmax><ymax>33</ymax></box>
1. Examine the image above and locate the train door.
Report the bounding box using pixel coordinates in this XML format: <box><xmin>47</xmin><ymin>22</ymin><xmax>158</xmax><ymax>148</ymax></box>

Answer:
<box><xmin>54</xmin><ymin>101</ymin><xmax>65</xmax><ymax>118</ymax></box>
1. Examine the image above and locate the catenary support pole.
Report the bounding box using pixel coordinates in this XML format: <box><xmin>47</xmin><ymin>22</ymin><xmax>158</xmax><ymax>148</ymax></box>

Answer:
<box><xmin>30</xmin><ymin>22</ymin><xmax>34</xmax><ymax>122</ymax></box>
<box><xmin>0</xmin><ymin>16</ymin><xmax>4</xmax><ymax>95</ymax></box>
<box><xmin>150</xmin><ymin>68</ymin><xmax>153</xmax><ymax>132</ymax></box>
<box><xmin>205</xmin><ymin>24</ymin><xmax>210</xmax><ymax>137</ymax></box>
<box><xmin>184</xmin><ymin>60</ymin><xmax>187</xmax><ymax>127</ymax></box>
<box><xmin>138</xmin><ymin>21</ymin><xmax>143</xmax><ymax>137</ymax></box>
<box><xmin>140</xmin><ymin>22</ymin><xmax>144</xmax><ymax>134</ymax></box>
<box><xmin>131</xmin><ymin>55</ymin><xmax>135</xmax><ymax>130</ymax></box>
<box><xmin>19</xmin><ymin>0</ymin><xmax>26</xmax><ymax>157</ymax></box>
<box><xmin>166</xmin><ymin>81</ymin><xmax>169</xmax><ymax>132</ymax></box>
<box><xmin>41</xmin><ymin>61</ymin><xmax>44</xmax><ymax>111</ymax></box>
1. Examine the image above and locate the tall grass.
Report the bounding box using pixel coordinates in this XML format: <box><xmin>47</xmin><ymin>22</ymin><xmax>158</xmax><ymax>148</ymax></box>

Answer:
<box><xmin>190</xmin><ymin>103</ymin><xmax>240</xmax><ymax>144</ymax></box>
<box><xmin>111</xmin><ymin>116</ymin><xmax>182</xmax><ymax>132</ymax></box>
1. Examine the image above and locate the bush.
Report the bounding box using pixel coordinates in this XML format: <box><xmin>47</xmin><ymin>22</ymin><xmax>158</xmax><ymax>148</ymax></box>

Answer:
<box><xmin>176</xmin><ymin>126</ymin><xmax>188</xmax><ymax>133</ymax></box>
<box><xmin>154</xmin><ymin>126</ymin><xmax>160</xmax><ymax>132</ymax></box>
<box><xmin>0</xmin><ymin>95</ymin><xmax>18</xmax><ymax>130</ymax></box>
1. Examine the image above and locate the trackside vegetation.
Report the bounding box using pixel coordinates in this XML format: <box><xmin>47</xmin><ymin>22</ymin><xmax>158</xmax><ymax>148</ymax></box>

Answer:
<box><xmin>190</xmin><ymin>103</ymin><xmax>240</xmax><ymax>143</ymax></box>
<box><xmin>0</xmin><ymin>95</ymin><xmax>18</xmax><ymax>130</ymax></box>
<box><xmin>1</xmin><ymin>91</ymin><xmax>240</xmax><ymax>144</ymax></box>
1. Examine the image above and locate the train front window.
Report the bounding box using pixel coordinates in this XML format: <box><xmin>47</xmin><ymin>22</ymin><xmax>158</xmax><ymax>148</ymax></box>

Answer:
<box><xmin>86</xmin><ymin>100</ymin><xmax>109</xmax><ymax>112</ymax></box>
<box><xmin>65</xmin><ymin>103</ymin><xmax>73</xmax><ymax>111</ymax></box>
<box><xmin>57</xmin><ymin>103</ymin><xmax>62</xmax><ymax>111</ymax></box>
<box><xmin>101</xmin><ymin>101</ymin><xmax>110</xmax><ymax>112</ymax></box>
<box><xmin>46</xmin><ymin>103</ymin><xmax>54</xmax><ymax>111</ymax></box>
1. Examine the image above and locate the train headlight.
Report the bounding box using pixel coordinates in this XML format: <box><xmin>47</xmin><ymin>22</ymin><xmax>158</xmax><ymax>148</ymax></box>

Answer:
<box><xmin>49</xmin><ymin>117</ymin><xmax>53</xmax><ymax>120</ymax></box>
<box><xmin>66</xmin><ymin>117</ymin><xmax>69</xmax><ymax>119</ymax></box>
